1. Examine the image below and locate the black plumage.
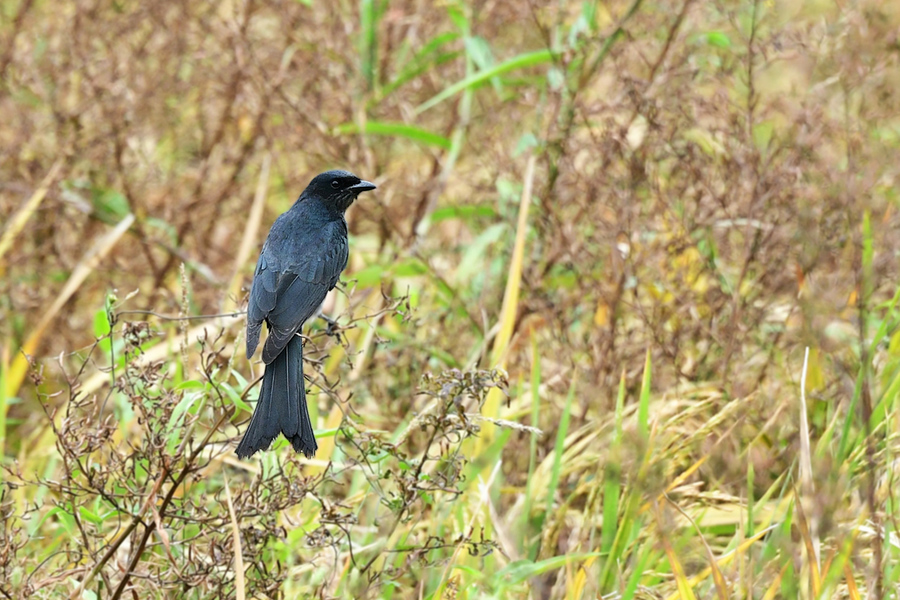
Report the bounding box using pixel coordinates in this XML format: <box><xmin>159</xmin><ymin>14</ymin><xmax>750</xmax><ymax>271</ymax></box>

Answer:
<box><xmin>236</xmin><ymin>170</ymin><xmax>376</xmax><ymax>459</ymax></box>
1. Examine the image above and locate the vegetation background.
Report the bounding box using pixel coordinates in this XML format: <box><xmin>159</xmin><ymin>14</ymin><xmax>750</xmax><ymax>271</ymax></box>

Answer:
<box><xmin>1</xmin><ymin>0</ymin><xmax>899</xmax><ymax>598</ymax></box>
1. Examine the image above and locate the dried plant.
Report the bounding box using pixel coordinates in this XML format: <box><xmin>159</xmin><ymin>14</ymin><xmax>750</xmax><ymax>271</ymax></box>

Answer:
<box><xmin>2</xmin><ymin>0</ymin><xmax>900</xmax><ymax>598</ymax></box>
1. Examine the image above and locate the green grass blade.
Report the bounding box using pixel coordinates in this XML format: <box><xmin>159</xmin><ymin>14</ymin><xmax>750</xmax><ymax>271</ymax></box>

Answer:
<box><xmin>867</xmin><ymin>285</ymin><xmax>900</xmax><ymax>358</ymax></box>
<box><xmin>359</xmin><ymin>0</ymin><xmax>378</xmax><ymax>89</ymax></box>
<box><xmin>837</xmin><ymin>364</ymin><xmax>864</xmax><ymax>463</ymax></box>
<box><xmin>621</xmin><ymin>544</ymin><xmax>656</xmax><ymax>600</ymax></box>
<box><xmin>375</xmin><ymin>30</ymin><xmax>461</xmax><ymax>102</ymax></box>
<box><xmin>0</xmin><ymin>357</ymin><xmax>6</xmax><ymax>462</ymax></box>
<box><xmin>540</xmin><ymin>375</ymin><xmax>575</xmax><ymax>532</ymax></box>
<box><xmin>600</xmin><ymin>370</ymin><xmax>626</xmax><ymax>556</ymax></box>
<box><xmin>523</xmin><ymin>334</ymin><xmax>541</xmax><ymax>544</ymax></box>
<box><xmin>334</xmin><ymin>121</ymin><xmax>452</xmax><ymax>149</ymax></box>
<box><xmin>415</xmin><ymin>49</ymin><xmax>555</xmax><ymax>114</ymax></box>
<box><xmin>638</xmin><ymin>347</ymin><xmax>652</xmax><ymax>439</ymax></box>
<box><xmin>495</xmin><ymin>552</ymin><xmax>601</xmax><ymax>588</ymax></box>
<box><xmin>747</xmin><ymin>442</ymin><xmax>755</xmax><ymax>538</ymax></box>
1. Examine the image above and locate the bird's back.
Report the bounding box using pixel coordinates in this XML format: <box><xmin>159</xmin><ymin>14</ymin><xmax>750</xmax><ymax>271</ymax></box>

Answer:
<box><xmin>246</xmin><ymin>197</ymin><xmax>349</xmax><ymax>361</ymax></box>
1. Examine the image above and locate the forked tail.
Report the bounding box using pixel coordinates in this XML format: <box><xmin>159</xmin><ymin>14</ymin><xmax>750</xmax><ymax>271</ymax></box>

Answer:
<box><xmin>235</xmin><ymin>334</ymin><xmax>317</xmax><ymax>458</ymax></box>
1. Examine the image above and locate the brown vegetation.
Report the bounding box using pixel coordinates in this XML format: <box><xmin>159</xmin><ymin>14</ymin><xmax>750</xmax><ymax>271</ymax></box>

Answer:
<box><xmin>1</xmin><ymin>0</ymin><xmax>899</xmax><ymax>598</ymax></box>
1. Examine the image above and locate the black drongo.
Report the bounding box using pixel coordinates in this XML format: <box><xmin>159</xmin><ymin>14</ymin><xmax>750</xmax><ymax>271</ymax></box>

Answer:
<box><xmin>235</xmin><ymin>170</ymin><xmax>376</xmax><ymax>458</ymax></box>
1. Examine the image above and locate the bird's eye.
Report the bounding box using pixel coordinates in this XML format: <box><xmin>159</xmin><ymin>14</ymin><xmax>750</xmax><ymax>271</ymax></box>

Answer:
<box><xmin>331</xmin><ymin>180</ymin><xmax>340</xmax><ymax>189</ymax></box>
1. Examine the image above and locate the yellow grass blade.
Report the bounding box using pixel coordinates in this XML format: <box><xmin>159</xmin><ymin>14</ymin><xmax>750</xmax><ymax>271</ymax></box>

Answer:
<box><xmin>433</xmin><ymin>461</ymin><xmax>503</xmax><ymax>597</ymax></box>
<box><xmin>667</xmin><ymin>548</ymin><xmax>698</xmax><ymax>600</ymax></box>
<box><xmin>477</xmin><ymin>153</ymin><xmax>536</xmax><ymax>449</ymax></box>
<box><xmin>663</xmin><ymin>523</ymin><xmax>780</xmax><ymax>600</ymax></box>
<box><xmin>5</xmin><ymin>213</ymin><xmax>135</xmax><ymax>399</ymax></box>
<box><xmin>656</xmin><ymin>504</ymin><xmax>698</xmax><ymax>600</ymax></box>
<box><xmin>761</xmin><ymin>562</ymin><xmax>791</xmax><ymax>600</ymax></box>
<box><xmin>223</xmin><ymin>471</ymin><xmax>246</xmax><ymax>600</ymax></box>
<box><xmin>797</xmin><ymin>347</ymin><xmax>820</xmax><ymax>574</ymax></box>
<box><xmin>566</xmin><ymin>554</ymin><xmax>598</xmax><ymax>600</ymax></box>
<box><xmin>641</xmin><ymin>455</ymin><xmax>708</xmax><ymax>513</ymax></box>
<box><xmin>665</xmin><ymin>497</ymin><xmax>728</xmax><ymax>600</ymax></box>
<box><xmin>0</xmin><ymin>160</ymin><xmax>63</xmax><ymax>265</ymax></box>
<box><xmin>793</xmin><ymin>492</ymin><xmax>821</xmax><ymax>597</ymax></box>
<box><xmin>843</xmin><ymin>564</ymin><xmax>861</xmax><ymax>600</ymax></box>
<box><xmin>223</xmin><ymin>152</ymin><xmax>270</xmax><ymax>313</ymax></box>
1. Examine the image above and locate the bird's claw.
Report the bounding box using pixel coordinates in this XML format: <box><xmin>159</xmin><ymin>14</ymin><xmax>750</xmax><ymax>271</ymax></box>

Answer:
<box><xmin>320</xmin><ymin>313</ymin><xmax>340</xmax><ymax>337</ymax></box>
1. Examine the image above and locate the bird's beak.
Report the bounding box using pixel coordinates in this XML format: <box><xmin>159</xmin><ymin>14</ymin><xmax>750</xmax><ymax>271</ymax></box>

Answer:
<box><xmin>350</xmin><ymin>180</ymin><xmax>377</xmax><ymax>195</ymax></box>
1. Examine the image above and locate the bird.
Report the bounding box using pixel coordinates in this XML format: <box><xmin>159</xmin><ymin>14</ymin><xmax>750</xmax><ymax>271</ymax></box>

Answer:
<box><xmin>235</xmin><ymin>169</ymin><xmax>376</xmax><ymax>459</ymax></box>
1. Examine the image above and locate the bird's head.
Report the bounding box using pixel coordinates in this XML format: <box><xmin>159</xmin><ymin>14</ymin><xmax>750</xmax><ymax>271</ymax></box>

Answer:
<box><xmin>303</xmin><ymin>169</ymin><xmax>377</xmax><ymax>213</ymax></box>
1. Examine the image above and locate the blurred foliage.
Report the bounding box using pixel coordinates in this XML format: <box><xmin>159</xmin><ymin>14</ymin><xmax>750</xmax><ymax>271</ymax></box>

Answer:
<box><xmin>1</xmin><ymin>0</ymin><xmax>900</xmax><ymax>598</ymax></box>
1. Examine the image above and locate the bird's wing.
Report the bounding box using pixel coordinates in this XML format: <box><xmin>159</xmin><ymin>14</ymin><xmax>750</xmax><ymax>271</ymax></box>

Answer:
<box><xmin>246</xmin><ymin>246</ymin><xmax>278</xmax><ymax>358</ymax></box>
<box><xmin>257</xmin><ymin>220</ymin><xmax>349</xmax><ymax>364</ymax></box>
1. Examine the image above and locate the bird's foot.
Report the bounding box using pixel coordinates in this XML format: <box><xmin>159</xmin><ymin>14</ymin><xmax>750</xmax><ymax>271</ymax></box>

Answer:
<box><xmin>320</xmin><ymin>313</ymin><xmax>340</xmax><ymax>337</ymax></box>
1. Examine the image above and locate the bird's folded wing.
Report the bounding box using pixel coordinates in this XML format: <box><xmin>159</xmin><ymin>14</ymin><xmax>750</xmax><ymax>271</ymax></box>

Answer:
<box><xmin>246</xmin><ymin>251</ymin><xmax>278</xmax><ymax>358</ymax></box>
<box><xmin>255</xmin><ymin>222</ymin><xmax>350</xmax><ymax>364</ymax></box>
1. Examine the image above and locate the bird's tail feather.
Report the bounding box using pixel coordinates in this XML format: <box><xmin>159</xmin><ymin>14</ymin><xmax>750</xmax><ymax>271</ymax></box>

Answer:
<box><xmin>235</xmin><ymin>335</ymin><xmax>318</xmax><ymax>458</ymax></box>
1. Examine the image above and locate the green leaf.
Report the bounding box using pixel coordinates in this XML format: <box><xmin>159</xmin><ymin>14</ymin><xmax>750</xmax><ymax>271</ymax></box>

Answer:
<box><xmin>446</xmin><ymin>5</ymin><xmax>468</xmax><ymax>31</ymax></box>
<box><xmin>416</xmin><ymin>49</ymin><xmax>556</xmax><ymax>114</ymax></box>
<box><xmin>79</xmin><ymin>506</ymin><xmax>104</xmax><ymax>525</ymax></box>
<box><xmin>54</xmin><ymin>506</ymin><xmax>76</xmax><ymax>535</ymax></box>
<box><xmin>93</xmin><ymin>307</ymin><xmax>112</xmax><ymax>354</ymax></box>
<box><xmin>464</xmin><ymin>36</ymin><xmax>494</xmax><ymax>71</ymax></box>
<box><xmin>91</xmin><ymin>188</ymin><xmax>130</xmax><ymax>222</ymax></box>
<box><xmin>165</xmin><ymin>392</ymin><xmax>202</xmax><ymax>452</ymax></box>
<box><xmin>352</xmin><ymin>258</ymin><xmax>428</xmax><ymax>287</ymax></box>
<box><xmin>456</xmin><ymin>223</ymin><xmax>507</xmax><ymax>283</ymax></box>
<box><xmin>547</xmin><ymin>66</ymin><xmax>565</xmax><ymax>90</ymax></box>
<box><xmin>378</xmin><ymin>32</ymin><xmax>461</xmax><ymax>100</ymax></box>
<box><xmin>350</xmin><ymin>264</ymin><xmax>384</xmax><ymax>288</ymax></box>
<box><xmin>221</xmin><ymin>382</ymin><xmax>251</xmax><ymax>414</ymax></box>
<box><xmin>747</xmin><ymin>443</ymin><xmax>755</xmax><ymax>538</ymax></box>
<box><xmin>393</xmin><ymin>257</ymin><xmax>428</xmax><ymax>277</ymax></box>
<box><xmin>230</xmin><ymin>368</ymin><xmax>249</xmax><ymax>390</ymax></box>
<box><xmin>430</xmin><ymin>205</ymin><xmax>497</xmax><ymax>222</ymax></box>
<box><xmin>581</xmin><ymin>0</ymin><xmax>598</xmax><ymax>32</ymax></box>
<box><xmin>568</xmin><ymin>3</ymin><xmax>596</xmax><ymax>49</ymax></box>
<box><xmin>496</xmin><ymin>553</ymin><xmax>601</xmax><ymax>586</ymax></box>
<box><xmin>753</xmin><ymin>120</ymin><xmax>775</xmax><ymax>151</ymax></box>
<box><xmin>621</xmin><ymin>545</ymin><xmax>656</xmax><ymax>599</ymax></box>
<box><xmin>359</xmin><ymin>0</ymin><xmax>378</xmax><ymax>87</ymax></box>
<box><xmin>335</xmin><ymin>121</ymin><xmax>451</xmax><ymax>150</ymax></box>
<box><xmin>175</xmin><ymin>380</ymin><xmax>205</xmax><ymax>390</ymax></box>
<box><xmin>514</xmin><ymin>132</ymin><xmax>539</xmax><ymax>157</ymax></box>
<box><xmin>862</xmin><ymin>211</ymin><xmax>873</xmax><ymax>300</ymax></box>
<box><xmin>33</xmin><ymin>506</ymin><xmax>64</xmax><ymax>534</ymax></box>
<box><xmin>703</xmin><ymin>31</ymin><xmax>732</xmax><ymax>48</ymax></box>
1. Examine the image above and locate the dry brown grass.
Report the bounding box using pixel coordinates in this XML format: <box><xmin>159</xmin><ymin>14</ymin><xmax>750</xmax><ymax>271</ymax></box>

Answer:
<box><xmin>2</xmin><ymin>0</ymin><xmax>900</xmax><ymax>598</ymax></box>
